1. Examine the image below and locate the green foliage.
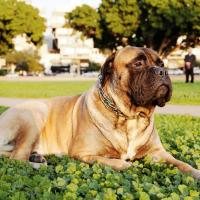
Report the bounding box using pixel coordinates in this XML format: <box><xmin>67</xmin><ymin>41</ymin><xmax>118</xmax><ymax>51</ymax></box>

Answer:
<box><xmin>0</xmin><ymin>107</ymin><xmax>200</xmax><ymax>199</ymax></box>
<box><xmin>0</xmin><ymin>69</ymin><xmax>8</xmax><ymax>76</ymax></box>
<box><xmin>66</xmin><ymin>0</ymin><xmax>140</xmax><ymax>49</ymax></box>
<box><xmin>195</xmin><ymin>60</ymin><xmax>200</xmax><ymax>67</ymax></box>
<box><xmin>85</xmin><ymin>62</ymin><xmax>101</xmax><ymax>72</ymax></box>
<box><xmin>136</xmin><ymin>0</ymin><xmax>200</xmax><ymax>57</ymax></box>
<box><xmin>98</xmin><ymin>0</ymin><xmax>141</xmax><ymax>48</ymax></box>
<box><xmin>6</xmin><ymin>51</ymin><xmax>44</xmax><ymax>73</ymax></box>
<box><xmin>0</xmin><ymin>0</ymin><xmax>46</xmax><ymax>55</ymax></box>
<box><xmin>0</xmin><ymin>106</ymin><xmax>8</xmax><ymax>113</ymax></box>
<box><xmin>155</xmin><ymin>115</ymin><xmax>200</xmax><ymax>170</ymax></box>
<box><xmin>66</xmin><ymin>0</ymin><xmax>200</xmax><ymax>55</ymax></box>
<box><xmin>66</xmin><ymin>4</ymin><xmax>101</xmax><ymax>40</ymax></box>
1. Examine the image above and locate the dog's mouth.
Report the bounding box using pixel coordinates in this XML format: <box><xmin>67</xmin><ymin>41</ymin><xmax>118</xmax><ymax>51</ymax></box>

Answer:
<box><xmin>128</xmin><ymin>84</ymin><xmax>171</xmax><ymax>108</ymax></box>
<box><xmin>153</xmin><ymin>84</ymin><xmax>171</xmax><ymax>107</ymax></box>
<box><xmin>128</xmin><ymin>70</ymin><xmax>172</xmax><ymax>108</ymax></box>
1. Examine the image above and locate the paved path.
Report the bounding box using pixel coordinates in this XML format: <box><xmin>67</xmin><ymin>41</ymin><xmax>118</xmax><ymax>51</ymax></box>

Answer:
<box><xmin>0</xmin><ymin>97</ymin><xmax>44</xmax><ymax>107</ymax></box>
<box><xmin>155</xmin><ymin>105</ymin><xmax>200</xmax><ymax>117</ymax></box>
<box><xmin>0</xmin><ymin>75</ymin><xmax>200</xmax><ymax>82</ymax></box>
<box><xmin>0</xmin><ymin>97</ymin><xmax>200</xmax><ymax>117</ymax></box>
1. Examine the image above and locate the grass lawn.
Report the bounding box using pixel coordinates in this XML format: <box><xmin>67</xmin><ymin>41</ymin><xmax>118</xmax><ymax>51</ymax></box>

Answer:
<box><xmin>0</xmin><ymin>80</ymin><xmax>94</xmax><ymax>98</ymax></box>
<box><xmin>171</xmin><ymin>81</ymin><xmax>200</xmax><ymax>105</ymax></box>
<box><xmin>0</xmin><ymin>80</ymin><xmax>200</xmax><ymax>105</ymax></box>
<box><xmin>0</xmin><ymin>107</ymin><xmax>199</xmax><ymax>199</ymax></box>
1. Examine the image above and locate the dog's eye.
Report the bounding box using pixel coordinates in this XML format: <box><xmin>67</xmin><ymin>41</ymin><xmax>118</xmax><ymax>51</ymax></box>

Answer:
<box><xmin>135</xmin><ymin>61</ymin><xmax>142</xmax><ymax>67</ymax></box>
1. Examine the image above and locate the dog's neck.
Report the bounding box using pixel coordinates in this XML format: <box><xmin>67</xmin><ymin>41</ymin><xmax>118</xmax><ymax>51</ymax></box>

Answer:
<box><xmin>98</xmin><ymin>80</ymin><xmax>129</xmax><ymax>119</ymax></box>
<box><xmin>98</xmin><ymin>76</ymin><xmax>153</xmax><ymax>119</ymax></box>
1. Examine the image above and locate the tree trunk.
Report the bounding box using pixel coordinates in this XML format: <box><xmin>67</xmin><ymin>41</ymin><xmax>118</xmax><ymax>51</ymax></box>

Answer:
<box><xmin>158</xmin><ymin>37</ymin><xmax>170</xmax><ymax>57</ymax></box>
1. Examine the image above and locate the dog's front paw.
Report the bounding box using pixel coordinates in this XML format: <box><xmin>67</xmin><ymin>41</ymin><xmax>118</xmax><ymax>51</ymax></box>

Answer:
<box><xmin>112</xmin><ymin>159</ymin><xmax>132</xmax><ymax>170</ymax></box>
<box><xmin>121</xmin><ymin>152</ymin><xmax>136</xmax><ymax>161</ymax></box>
<box><xmin>29</xmin><ymin>152</ymin><xmax>47</xmax><ymax>170</ymax></box>
<box><xmin>29</xmin><ymin>152</ymin><xmax>46</xmax><ymax>163</ymax></box>
<box><xmin>191</xmin><ymin>169</ymin><xmax>200</xmax><ymax>180</ymax></box>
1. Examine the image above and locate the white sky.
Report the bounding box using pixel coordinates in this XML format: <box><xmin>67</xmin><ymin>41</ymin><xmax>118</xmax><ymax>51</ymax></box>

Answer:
<box><xmin>28</xmin><ymin>0</ymin><xmax>101</xmax><ymax>18</ymax></box>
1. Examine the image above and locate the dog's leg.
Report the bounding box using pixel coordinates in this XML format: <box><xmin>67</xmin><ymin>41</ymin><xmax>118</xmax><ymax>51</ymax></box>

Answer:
<box><xmin>80</xmin><ymin>155</ymin><xmax>132</xmax><ymax>170</ymax></box>
<box><xmin>0</xmin><ymin>144</ymin><xmax>14</xmax><ymax>157</ymax></box>
<box><xmin>139</xmin><ymin>129</ymin><xmax>200</xmax><ymax>179</ymax></box>
<box><xmin>0</xmin><ymin>103</ymin><xmax>48</xmax><ymax>161</ymax></box>
<box><xmin>149</xmin><ymin>149</ymin><xmax>200</xmax><ymax>179</ymax></box>
<box><xmin>10</xmin><ymin>125</ymin><xmax>39</xmax><ymax>161</ymax></box>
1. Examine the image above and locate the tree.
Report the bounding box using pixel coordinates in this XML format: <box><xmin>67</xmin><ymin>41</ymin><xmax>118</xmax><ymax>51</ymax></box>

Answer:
<box><xmin>0</xmin><ymin>0</ymin><xmax>46</xmax><ymax>55</ymax></box>
<box><xmin>66</xmin><ymin>0</ymin><xmax>200</xmax><ymax>56</ymax></box>
<box><xmin>66</xmin><ymin>1</ymin><xmax>140</xmax><ymax>49</ymax></box>
<box><xmin>136</xmin><ymin>0</ymin><xmax>200</xmax><ymax>57</ymax></box>
<box><xmin>98</xmin><ymin>0</ymin><xmax>141</xmax><ymax>49</ymax></box>
<box><xmin>66</xmin><ymin>4</ymin><xmax>101</xmax><ymax>40</ymax></box>
<box><xmin>6</xmin><ymin>51</ymin><xmax>44</xmax><ymax>73</ymax></box>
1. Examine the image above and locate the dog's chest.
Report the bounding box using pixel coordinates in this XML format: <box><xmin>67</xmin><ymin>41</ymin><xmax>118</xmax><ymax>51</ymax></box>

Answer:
<box><xmin>120</xmin><ymin>116</ymin><xmax>152</xmax><ymax>160</ymax></box>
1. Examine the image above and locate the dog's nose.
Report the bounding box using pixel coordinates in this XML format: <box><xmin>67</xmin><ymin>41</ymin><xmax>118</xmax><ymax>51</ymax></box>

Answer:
<box><xmin>153</xmin><ymin>67</ymin><xmax>168</xmax><ymax>77</ymax></box>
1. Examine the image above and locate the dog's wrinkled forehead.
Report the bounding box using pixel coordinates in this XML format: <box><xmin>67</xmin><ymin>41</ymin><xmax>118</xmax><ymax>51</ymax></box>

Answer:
<box><xmin>114</xmin><ymin>46</ymin><xmax>161</xmax><ymax>67</ymax></box>
<box><xmin>100</xmin><ymin>46</ymin><xmax>164</xmax><ymax>86</ymax></box>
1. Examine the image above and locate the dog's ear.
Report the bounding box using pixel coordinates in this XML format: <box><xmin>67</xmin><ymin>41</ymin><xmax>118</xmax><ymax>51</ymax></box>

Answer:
<box><xmin>100</xmin><ymin>52</ymin><xmax>116</xmax><ymax>86</ymax></box>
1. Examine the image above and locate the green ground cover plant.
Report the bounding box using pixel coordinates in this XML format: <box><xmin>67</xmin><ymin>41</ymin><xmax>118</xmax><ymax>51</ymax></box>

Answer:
<box><xmin>0</xmin><ymin>107</ymin><xmax>199</xmax><ymax>199</ymax></box>
<box><xmin>0</xmin><ymin>81</ymin><xmax>200</xmax><ymax>105</ymax></box>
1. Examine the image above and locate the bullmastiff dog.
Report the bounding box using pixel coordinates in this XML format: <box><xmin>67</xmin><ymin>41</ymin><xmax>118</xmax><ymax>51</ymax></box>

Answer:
<box><xmin>0</xmin><ymin>46</ymin><xmax>199</xmax><ymax>179</ymax></box>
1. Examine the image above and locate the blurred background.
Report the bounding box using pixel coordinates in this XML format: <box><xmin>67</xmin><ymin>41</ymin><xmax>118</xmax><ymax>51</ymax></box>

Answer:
<box><xmin>0</xmin><ymin>0</ymin><xmax>200</xmax><ymax>78</ymax></box>
<box><xmin>0</xmin><ymin>0</ymin><xmax>200</xmax><ymax>77</ymax></box>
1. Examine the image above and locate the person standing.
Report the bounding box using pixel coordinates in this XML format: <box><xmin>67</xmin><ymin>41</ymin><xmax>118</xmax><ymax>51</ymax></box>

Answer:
<box><xmin>184</xmin><ymin>47</ymin><xmax>196</xmax><ymax>83</ymax></box>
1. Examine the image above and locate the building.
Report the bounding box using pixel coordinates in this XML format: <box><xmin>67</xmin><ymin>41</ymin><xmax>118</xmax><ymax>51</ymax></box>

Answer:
<box><xmin>40</xmin><ymin>11</ymin><xmax>106</xmax><ymax>74</ymax></box>
<box><xmin>0</xmin><ymin>58</ymin><xmax>6</xmax><ymax>69</ymax></box>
